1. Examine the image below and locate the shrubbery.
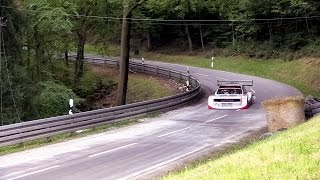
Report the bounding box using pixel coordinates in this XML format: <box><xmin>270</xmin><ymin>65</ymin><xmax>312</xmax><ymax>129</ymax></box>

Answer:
<box><xmin>74</xmin><ymin>71</ymin><xmax>117</xmax><ymax>99</ymax></box>
<box><xmin>218</xmin><ymin>39</ymin><xmax>320</xmax><ymax>60</ymax></box>
<box><xmin>37</xmin><ymin>81</ymin><xmax>84</xmax><ymax>118</ymax></box>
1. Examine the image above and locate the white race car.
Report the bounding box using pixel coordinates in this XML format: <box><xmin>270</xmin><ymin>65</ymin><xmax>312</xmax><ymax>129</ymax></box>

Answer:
<box><xmin>208</xmin><ymin>80</ymin><xmax>255</xmax><ymax>110</ymax></box>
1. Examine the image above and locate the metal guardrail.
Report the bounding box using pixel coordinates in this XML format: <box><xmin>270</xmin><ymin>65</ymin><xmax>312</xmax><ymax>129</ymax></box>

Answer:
<box><xmin>0</xmin><ymin>57</ymin><xmax>201</xmax><ymax>147</ymax></box>
<box><xmin>305</xmin><ymin>96</ymin><xmax>320</xmax><ymax>118</ymax></box>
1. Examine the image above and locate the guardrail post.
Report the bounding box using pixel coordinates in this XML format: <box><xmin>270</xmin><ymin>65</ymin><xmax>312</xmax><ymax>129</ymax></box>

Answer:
<box><xmin>156</xmin><ymin>67</ymin><xmax>158</xmax><ymax>75</ymax></box>
<box><xmin>179</xmin><ymin>72</ymin><xmax>182</xmax><ymax>82</ymax></box>
<box><xmin>168</xmin><ymin>69</ymin><xmax>171</xmax><ymax>78</ymax></box>
<box><xmin>116</xmin><ymin>61</ymin><xmax>119</xmax><ymax>69</ymax></box>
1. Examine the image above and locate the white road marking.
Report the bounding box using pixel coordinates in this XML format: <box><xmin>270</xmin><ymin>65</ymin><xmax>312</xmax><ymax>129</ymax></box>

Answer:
<box><xmin>204</xmin><ymin>114</ymin><xmax>229</xmax><ymax>123</ymax></box>
<box><xmin>7</xmin><ymin>166</ymin><xmax>60</xmax><ymax>180</ymax></box>
<box><xmin>250</xmin><ymin>88</ymin><xmax>256</xmax><ymax>93</ymax></box>
<box><xmin>157</xmin><ymin>127</ymin><xmax>192</xmax><ymax>138</ymax></box>
<box><xmin>159</xmin><ymin>115</ymin><xmax>229</xmax><ymax>137</ymax></box>
<box><xmin>194</xmin><ymin>73</ymin><xmax>209</xmax><ymax>77</ymax></box>
<box><xmin>236</xmin><ymin>109</ymin><xmax>241</xmax><ymax>112</ymax></box>
<box><xmin>119</xmin><ymin>145</ymin><xmax>209</xmax><ymax>180</ymax></box>
<box><xmin>2</xmin><ymin>171</ymin><xmax>25</xmax><ymax>178</ymax></box>
<box><xmin>88</xmin><ymin>143</ymin><xmax>138</xmax><ymax>158</ymax></box>
<box><xmin>216</xmin><ymin>77</ymin><xmax>230</xmax><ymax>80</ymax></box>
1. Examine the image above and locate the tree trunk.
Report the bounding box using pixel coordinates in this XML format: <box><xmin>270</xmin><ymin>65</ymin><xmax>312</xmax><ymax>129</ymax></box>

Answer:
<box><xmin>74</xmin><ymin>31</ymin><xmax>86</xmax><ymax>84</ymax></box>
<box><xmin>65</xmin><ymin>50</ymin><xmax>69</xmax><ymax>66</ymax></box>
<box><xmin>199</xmin><ymin>25</ymin><xmax>205</xmax><ymax>51</ymax></box>
<box><xmin>116</xmin><ymin>2</ymin><xmax>131</xmax><ymax>106</ymax></box>
<box><xmin>185</xmin><ymin>23</ymin><xmax>193</xmax><ymax>53</ymax></box>
<box><xmin>267</xmin><ymin>21</ymin><xmax>272</xmax><ymax>43</ymax></box>
<box><xmin>232</xmin><ymin>22</ymin><xmax>236</xmax><ymax>48</ymax></box>
<box><xmin>34</xmin><ymin>26</ymin><xmax>43</xmax><ymax>82</ymax></box>
<box><xmin>147</xmin><ymin>30</ymin><xmax>152</xmax><ymax>51</ymax></box>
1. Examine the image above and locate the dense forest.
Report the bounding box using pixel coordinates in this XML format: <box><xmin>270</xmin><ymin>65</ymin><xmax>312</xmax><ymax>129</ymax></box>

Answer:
<box><xmin>1</xmin><ymin>0</ymin><xmax>320</xmax><ymax>125</ymax></box>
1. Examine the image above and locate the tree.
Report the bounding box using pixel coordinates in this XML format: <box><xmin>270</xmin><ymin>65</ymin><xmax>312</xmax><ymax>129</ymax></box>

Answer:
<box><xmin>171</xmin><ymin>0</ymin><xmax>197</xmax><ymax>52</ymax></box>
<box><xmin>22</xmin><ymin>0</ymin><xmax>74</xmax><ymax>82</ymax></box>
<box><xmin>116</xmin><ymin>0</ymin><xmax>146</xmax><ymax>105</ymax></box>
<box><xmin>73</xmin><ymin>0</ymin><xmax>115</xmax><ymax>84</ymax></box>
<box><xmin>0</xmin><ymin>0</ymin><xmax>28</xmax><ymax>124</ymax></box>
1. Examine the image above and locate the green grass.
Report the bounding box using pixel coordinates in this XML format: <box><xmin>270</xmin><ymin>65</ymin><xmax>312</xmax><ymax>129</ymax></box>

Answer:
<box><xmin>137</xmin><ymin>53</ymin><xmax>320</xmax><ymax>97</ymax></box>
<box><xmin>85</xmin><ymin>44</ymin><xmax>120</xmax><ymax>57</ymax></box>
<box><xmin>162</xmin><ymin>116</ymin><xmax>320</xmax><ymax>180</ymax></box>
<box><xmin>127</xmin><ymin>75</ymin><xmax>174</xmax><ymax>103</ymax></box>
<box><xmin>83</xmin><ymin>44</ymin><xmax>320</xmax><ymax>97</ymax></box>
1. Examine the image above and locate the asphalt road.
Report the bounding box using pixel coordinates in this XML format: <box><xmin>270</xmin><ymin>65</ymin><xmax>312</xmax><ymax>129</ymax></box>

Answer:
<box><xmin>0</xmin><ymin>60</ymin><xmax>301</xmax><ymax>180</ymax></box>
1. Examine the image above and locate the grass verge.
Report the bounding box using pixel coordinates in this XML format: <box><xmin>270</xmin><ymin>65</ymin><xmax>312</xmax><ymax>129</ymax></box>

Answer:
<box><xmin>162</xmin><ymin>116</ymin><xmax>320</xmax><ymax>180</ymax></box>
<box><xmin>84</xmin><ymin>44</ymin><xmax>320</xmax><ymax>97</ymax></box>
<box><xmin>137</xmin><ymin>52</ymin><xmax>320</xmax><ymax>97</ymax></box>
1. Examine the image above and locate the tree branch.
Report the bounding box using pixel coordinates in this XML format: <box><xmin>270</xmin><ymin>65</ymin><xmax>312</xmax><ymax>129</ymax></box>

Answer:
<box><xmin>127</xmin><ymin>0</ymin><xmax>146</xmax><ymax>17</ymax></box>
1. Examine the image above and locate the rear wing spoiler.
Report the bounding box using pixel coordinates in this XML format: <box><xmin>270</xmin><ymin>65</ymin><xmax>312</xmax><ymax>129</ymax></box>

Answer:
<box><xmin>217</xmin><ymin>80</ymin><xmax>253</xmax><ymax>86</ymax></box>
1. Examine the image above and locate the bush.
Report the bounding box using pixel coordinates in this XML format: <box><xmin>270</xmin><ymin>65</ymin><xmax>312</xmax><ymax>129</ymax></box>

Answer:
<box><xmin>38</xmin><ymin>81</ymin><xmax>84</xmax><ymax>118</ymax></box>
<box><xmin>74</xmin><ymin>71</ymin><xmax>117</xmax><ymax>99</ymax></box>
<box><xmin>220</xmin><ymin>41</ymin><xmax>278</xmax><ymax>59</ymax></box>
<box><xmin>299</xmin><ymin>39</ymin><xmax>320</xmax><ymax>57</ymax></box>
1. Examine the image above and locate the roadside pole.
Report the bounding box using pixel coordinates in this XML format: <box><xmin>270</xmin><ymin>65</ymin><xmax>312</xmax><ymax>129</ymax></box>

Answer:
<box><xmin>211</xmin><ymin>56</ymin><xmax>214</xmax><ymax>68</ymax></box>
<box><xmin>69</xmin><ymin>99</ymin><xmax>74</xmax><ymax>115</ymax></box>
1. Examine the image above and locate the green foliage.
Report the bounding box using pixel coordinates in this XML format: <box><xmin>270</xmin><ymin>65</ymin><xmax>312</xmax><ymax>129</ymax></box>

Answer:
<box><xmin>74</xmin><ymin>71</ymin><xmax>117</xmax><ymax>99</ymax></box>
<box><xmin>300</xmin><ymin>39</ymin><xmax>320</xmax><ymax>57</ymax></box>
<box><xmin>127</xmin><ymin>77</ymin><xmax>173</xmax><ymax>103</ymax></box>
<box><xmin>2</xmin><ymin>0</ymin><xmax>320</xmax><ymax>124</ymax></box>
<box><xmin>221</xmin><ymin>41</ymin><xmax>279</xmax><ymax>59</ymax></box>
<box><xmin>134</xmin><ymin>51</ymin><xmax>320</xmax><ymax>97</ymax></box>
<box><xmin>37</xmin><ymin>81</ymin><xmax>84</xmax><ymax>118</ymax></box>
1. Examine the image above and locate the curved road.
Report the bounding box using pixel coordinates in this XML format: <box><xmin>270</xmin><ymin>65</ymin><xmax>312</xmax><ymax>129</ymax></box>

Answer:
<box><xmin>0</xmin><ymin>60</ymin><xmax>301</xmax><ymax>180</ymax></box>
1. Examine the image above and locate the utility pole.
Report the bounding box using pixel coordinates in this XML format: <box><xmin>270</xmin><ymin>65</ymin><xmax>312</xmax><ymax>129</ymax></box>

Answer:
<box><xmin>0</xmin><ymin>16</ymin><xmax>7</xmax><ymax>125</ymax></box>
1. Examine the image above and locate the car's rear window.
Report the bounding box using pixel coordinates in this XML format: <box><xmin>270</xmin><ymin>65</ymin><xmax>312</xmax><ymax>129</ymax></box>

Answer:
<box><xmin>217</xmin><ymin>87</ymin><xmax>242</xmax><ymax>94</ymax></box>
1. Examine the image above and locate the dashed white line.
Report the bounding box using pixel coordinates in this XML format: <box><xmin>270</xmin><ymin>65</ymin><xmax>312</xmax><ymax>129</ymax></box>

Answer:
<box><xmin>236</xmin><ymin>109</ymin><xmax>241</xmax><ymax>112</ymax></box>
<box><xmin>157</xmin><ymin>127</ymin><xmax>192</xmax><ymax>138</ymax></box>
<box><xmin>204</xmin><ymin>114</ymin><xmax>229</xmax><ymax>123</ymax></box>
<box><xmin>88</xmin><ymin>143</ymin><xmax>138</xmax><ymax>158</ymax></box>
<box><xmin>7</xmin><ymin>165</ymin><xmax>60</xmax><ymax>180</ymax></box>
<box><xmin>2</xmin><ymin>171</ymin><xmax>25</xmax><ymax>179</ymax></box>
<box><xmin>250</xmin><ymin>88</ymin><xmax>256</xmax><ymax>93</ymax></box>
<box><xmin>194</xmin><ymin>73</ymin><xmax>209</xmax><ymax>77</ymax></box>
<box><xmin>119</xmin><ymin>145</ymin><xmax>209</xmax><ymax>180</ymax></box>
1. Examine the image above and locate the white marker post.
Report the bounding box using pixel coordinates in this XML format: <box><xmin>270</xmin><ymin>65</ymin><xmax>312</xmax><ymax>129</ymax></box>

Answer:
<box><xmin>186</xmin><ymin>80</ymin><xmax>190</xmax><ymax>92</ymax></box>
<box><xmin>69</xmin><ymin>99</ymin><xmax>74</xmax><ymax>115</ymax></box>
<box><xmin>211</xmin><ymin>57</ymin><xmax>214</xmax><ymax>68</ymax></box>
<box><xmin>142</xmin><ymin>57</ymin><xmax>145</xmax><ymax>72</ymax></box>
